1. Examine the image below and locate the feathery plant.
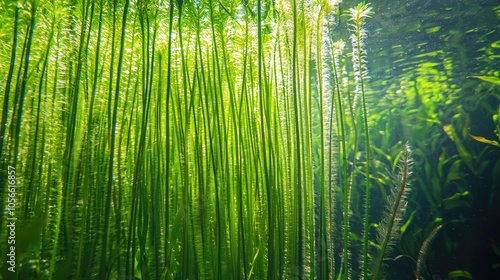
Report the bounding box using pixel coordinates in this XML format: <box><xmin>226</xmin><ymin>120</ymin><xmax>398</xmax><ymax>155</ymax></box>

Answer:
<box><xmin>0</xmin><ymin>0</ymin><xmax>418</xmax><ymax>279</ymax></box>
<box><xmin>372</xmin><ymin>142</ymin><xmax>413</xmax><ymax>280</ymax></box>
<box><xmin>348</xmin><ymin>4</ymin><xmax>373</xmax><ymax>279</ymax></box>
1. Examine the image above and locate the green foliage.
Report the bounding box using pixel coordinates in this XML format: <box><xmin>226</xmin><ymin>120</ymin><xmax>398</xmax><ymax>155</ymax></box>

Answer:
<box><xmin>368</xmin><ymin>7</ymin><xmax>500</xmax><ymax>277</ymax></box>
<box><xmin>1</xmin><ymin>0</ymin><xmax>498</xmax><ymax>279</ymax></box>
<box><xmin>0</xmin><ymin>1</ymin><xmax>382</xmax><ymax>279</ymax></box>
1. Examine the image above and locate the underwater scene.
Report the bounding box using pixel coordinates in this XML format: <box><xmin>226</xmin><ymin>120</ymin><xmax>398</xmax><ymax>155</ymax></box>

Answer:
<box><xmin>0</xmin><ymin>0</ymin><xmax>499</xmax><ymax>279</ymax></box>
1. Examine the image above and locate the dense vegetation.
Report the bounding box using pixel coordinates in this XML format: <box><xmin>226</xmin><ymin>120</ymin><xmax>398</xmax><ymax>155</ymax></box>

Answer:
<box><xmin>0</xmin><ymin>0</ymin><xmax>499</xmax><ymax>279</ymax></box>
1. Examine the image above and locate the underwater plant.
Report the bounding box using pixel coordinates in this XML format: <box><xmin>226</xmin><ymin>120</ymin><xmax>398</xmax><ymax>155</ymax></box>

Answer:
<box><xmin>0</xmin><ymin>0</ymin><xmax>442</xmax><ymax>279</ymax></box>
<box><xmin>468</xmin><ymin>76</ymin><xmax>500</xmax><ymax>148</ymax></box>
<box><xmin>372</xmin><ymin>142</ymin><xmax>413</xmax><ymax>280</ymax></box>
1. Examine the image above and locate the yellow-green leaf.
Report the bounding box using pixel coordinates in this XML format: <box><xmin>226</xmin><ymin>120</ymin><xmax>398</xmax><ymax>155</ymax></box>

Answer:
<box><xmin>469</xmin><ymin>75</ymin><xmax>500</xmax><ymax>86</ymax></box>
<box><xmin>468</xmin><ymin>129</ymin><xmax>500</xmax><ymax>147</ymax></box>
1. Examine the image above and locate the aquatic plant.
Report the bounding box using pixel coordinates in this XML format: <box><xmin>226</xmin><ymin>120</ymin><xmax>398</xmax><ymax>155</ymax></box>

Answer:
<box><xmin>372</xmin><ymin>142</ymin><xmax>412</xmax><ymax>280</ymax></box>
<box><xmin>468</xmin><ymin>76</ymin><xmax>500</xmax><ymax>147</ymax></box>
<box><xmin>416</xmin><ymin>224</ymin><xmax>442</xmax><ymax>280</ymax></box>
<box><xmin>0</xmin><ymin>1</ymin><xmax>425</xmax><ymax>279</ymax></box>
<box><xmin>348</xmin><ymin>4</ymin><xmax>373</xmax><ymax>279</ymax></box>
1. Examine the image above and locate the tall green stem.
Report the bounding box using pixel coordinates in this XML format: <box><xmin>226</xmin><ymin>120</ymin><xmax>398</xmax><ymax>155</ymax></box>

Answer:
<box><xmin>100</xmin><ymin>0</ymin><xmax>129</xmax><ymax>277</ymax></box>
<box><xmin>349</xmin><ymin>4</ymin><xmax>373</xmax><ymax>279</ymax></box>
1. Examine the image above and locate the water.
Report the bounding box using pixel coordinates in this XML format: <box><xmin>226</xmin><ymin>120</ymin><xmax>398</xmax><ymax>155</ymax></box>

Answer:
<box><xmin>364</xmin><ymin>0</ymin><xmax>500</xmax><ymax>279</ymax></box>
<box><xmin>0</xmin><ymin>0</ymin><xmax>499</xmax><ymax>279</ymax></box>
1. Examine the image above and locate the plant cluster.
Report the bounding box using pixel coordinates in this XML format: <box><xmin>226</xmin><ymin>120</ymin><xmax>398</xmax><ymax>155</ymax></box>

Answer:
<box><xmin>1</xmin><ymin>0</ymin><xmax>499</xmax><ymax>279</ymax></box>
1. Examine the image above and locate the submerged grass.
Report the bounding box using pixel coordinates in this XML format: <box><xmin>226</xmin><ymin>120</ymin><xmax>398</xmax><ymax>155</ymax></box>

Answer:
<box><xmin>0</xmin><ymin>1</ymin><xmax>416</xmax><ymax>279</ymax></box>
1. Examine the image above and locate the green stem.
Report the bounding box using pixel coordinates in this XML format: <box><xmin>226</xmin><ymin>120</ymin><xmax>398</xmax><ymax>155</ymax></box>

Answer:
<box><xmin>100</xmin><ymin>0</ymin><xmax>129</xmax><ymax>277</ymax></box>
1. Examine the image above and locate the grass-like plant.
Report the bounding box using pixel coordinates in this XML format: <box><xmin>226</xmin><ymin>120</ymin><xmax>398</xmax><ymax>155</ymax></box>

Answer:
<box><xmin>0</xmin><ymin>1</ymin><xmax>421</xmax><ymax>279</ymax></box>
<box><xmin>349</xmin><ymin>4</ymin><xmax>372</xmax><ymax>279</ymax></box>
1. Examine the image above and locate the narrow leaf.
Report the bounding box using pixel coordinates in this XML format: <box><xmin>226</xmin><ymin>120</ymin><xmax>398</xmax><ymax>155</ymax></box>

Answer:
<box><xmin>468</xmin><ymin>129</ymin><xmax>500</xmax><ymax>147</ymax></box>
<box><xmin>468</xmin><ymin>75</ymin><xmax>500</xmax><ymax>86</ymax></box>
